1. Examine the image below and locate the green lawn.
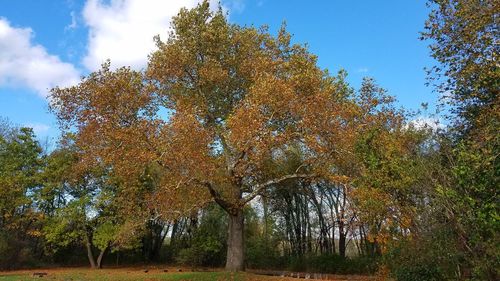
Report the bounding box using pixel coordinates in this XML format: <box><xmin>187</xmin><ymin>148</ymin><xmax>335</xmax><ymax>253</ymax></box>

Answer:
<box><xmin>0</xmin><ymin>270</ymin><xmax>249</xmax><ymax>281</ymax></box>
<box><xmin>0</xmin><ymin>267</ymin><xmax>376</xmax><ymax>281</ymax></box>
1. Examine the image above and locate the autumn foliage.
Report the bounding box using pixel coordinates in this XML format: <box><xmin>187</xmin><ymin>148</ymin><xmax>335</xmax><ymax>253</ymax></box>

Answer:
<box><xmin>0</xmin><ymin>1</ymin><xmax>496</xmax><ymax>280</ymax></box>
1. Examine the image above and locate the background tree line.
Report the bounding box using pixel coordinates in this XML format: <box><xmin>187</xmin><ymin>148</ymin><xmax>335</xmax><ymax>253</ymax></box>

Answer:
<box><xmin>0</xmin><ymin>0</ymin><xmax>497</xmax><ymax>280</ymax></box>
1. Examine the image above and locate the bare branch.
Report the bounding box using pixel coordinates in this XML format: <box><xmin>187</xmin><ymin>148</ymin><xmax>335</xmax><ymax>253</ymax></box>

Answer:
<box><xmin>241</xmin><ymin>173</ymin><xmax>315</xmax><ymax>205</ymax></box>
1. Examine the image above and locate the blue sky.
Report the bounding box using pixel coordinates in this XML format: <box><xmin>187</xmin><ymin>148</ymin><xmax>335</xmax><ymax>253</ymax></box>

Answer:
<box><xmin>0</xmin><ymin>0</ymin><xmax>438</xmax><ymax>144</ymax></box>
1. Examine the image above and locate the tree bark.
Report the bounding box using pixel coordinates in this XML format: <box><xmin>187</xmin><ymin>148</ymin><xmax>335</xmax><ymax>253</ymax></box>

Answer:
<box><xmin>96</xmin><ymin>246</ymin><xmax>108</xmax><ymax>269</ymax></box>
<box><xmin>339</xmin><ymin>221</ymin><xmax>346</xmax><ymax>258</ymax></box>
<box><xmin>225</xmin><ymin>208</ymin><xmax>244</xmax><ymax>271</ymax></box>
<box><xmin>84</xmin><ymin>234</ymin><xmax>97</xmax><ymax>269</ymax></box>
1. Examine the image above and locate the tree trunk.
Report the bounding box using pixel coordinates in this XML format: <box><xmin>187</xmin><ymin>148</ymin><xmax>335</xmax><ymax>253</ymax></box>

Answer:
<box><xmin>84</xmin><ymin>234</ymin><xmax>97</xmax><ymax>269</ymax></box>
<box><xmin>338</xmin><ymin>185</ymin><xmax>347</xmax><ymax>258</ymax></box>
<box><xmin>96</xmin><ymin>246</ymin><xmax>108</xmax><ymax>269</ymax></box>
<box><xmin>170</xmin><ymin>220</ymin><xmax>179</xmax><ymax>247</ymax></box>
<box><xmin>339</xmin><ymin>223</ymin><xmax>346</xmax><ymax>258</ymax></box>
<box><xmin>262</xmin><ymin>195</ymin><xmax>269</xmax><ymax>245</ymax></box>
<box><xmin>225</xmin><ymin>208</ymin><xmax>244</xmax><ymax>271</ymax></box>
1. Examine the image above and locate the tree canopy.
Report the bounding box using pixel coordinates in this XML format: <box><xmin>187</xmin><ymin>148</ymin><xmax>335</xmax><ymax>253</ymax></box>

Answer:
<box><xmin>49</xmin><ymin>2</ymin><xmax>410</xmax><ymax>271</ymax></box>
<box><xmin>0</xmin><ymin>1</ymin><xmax>496</xmax><ymax>280</ymax></box>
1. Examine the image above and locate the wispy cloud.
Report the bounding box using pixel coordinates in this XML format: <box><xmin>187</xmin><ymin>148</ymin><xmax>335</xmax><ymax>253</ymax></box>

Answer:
<box><xmin>0</xmin><ymin>18</ymin><xmax>80</xmax><ymax>98</ymax></box>
<box><xmin>64</xmin><ymin>11</ymin><xmax>78</xmax><ymax>31</ymax></box>
<box><xmin>356</xmin><ymin>67</ymin><xmax>369</xmax><ymax>73</ymax></box>
<box><xmin>24</xmin><ymin>123</ymin><xmax>51</xmax><ymax>135</ymax></box>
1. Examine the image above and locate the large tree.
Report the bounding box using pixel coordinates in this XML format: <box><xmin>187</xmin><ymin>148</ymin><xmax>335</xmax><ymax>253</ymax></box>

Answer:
<box><xmin>422</xmin><ymin>0</ymin><xmax>499</xmax><ymax>279</ymax></box>
<box><xmin>422</xmin><ymin>0</ymin><xmax>499</xmax><ymax>126</ymax></box>
<box><xmin>50</xmin><ymin>2</ymin><xmax>387</xmax><ymax>271</ymax></box>
<box><xmin>0</xmin><ymin>124</ymin><xmax>44</xmax><ymax>268</ymax></box>
<box><xmin>41</xmin><ymin>140</ymin><xmax>127</xmax><ymax>269</ymax></box>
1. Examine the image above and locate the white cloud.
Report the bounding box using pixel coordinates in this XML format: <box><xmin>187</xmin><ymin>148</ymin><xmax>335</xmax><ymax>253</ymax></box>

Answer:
<box><xmin>408</xmin><ymin>117</ymin><xmax>444</xmax><ymax>131</ymax></box>
<box><xmin>24</xmin><ymin>123</ymin><xmax>51</xmax><ymax>135</ymax></box>
<box><xmin>0</xmin><ymin>18</ymin><xmax>80</xmax><ymax>98</ymax></box>
<box><xmin>82</xmin><ymin>0</ymin><xmax>220</xmax><ymax>71</ymax></box>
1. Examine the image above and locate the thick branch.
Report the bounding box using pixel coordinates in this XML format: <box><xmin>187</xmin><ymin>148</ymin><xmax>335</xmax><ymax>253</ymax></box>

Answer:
<box><xmin>241</xmin><ymin>173</ymin><xmax>315</xmax><ymax>205</ymax></box>
<box><xmin>198</xmin><ymin>180</ymin><xmax>235</xmax><ymax>214</ymax></box>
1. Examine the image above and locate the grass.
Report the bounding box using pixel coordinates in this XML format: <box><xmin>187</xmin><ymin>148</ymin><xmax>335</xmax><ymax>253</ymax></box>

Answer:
<box><xmin>0</xmin><ymin>267</ymin><xmax>377</xmax><ymax>281</ymax></box>
<box><xmin>0</xmin><ymin>269</ymin><xmax>241</xmax><ymax>281</ymax></box>
<box><xmin>0</xmin><ymin>268</ymin><xmax>284</xmax><ymax>281</ymax></box>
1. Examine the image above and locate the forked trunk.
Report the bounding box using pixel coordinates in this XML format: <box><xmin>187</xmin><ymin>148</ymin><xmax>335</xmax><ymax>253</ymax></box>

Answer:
<box><xmin>84</xmin><ymin>235</ymin><xmax>97</xmax><ymax>269</ymax></box>
<box><xmin>96</xmin><ymin>246</ymin><xmax>108</xmax><ymax>269</ymax></box>
<box><xmin>225</xmin><ymin>209</ymin><xmax>244</xmax><ymax>271</ymax></box>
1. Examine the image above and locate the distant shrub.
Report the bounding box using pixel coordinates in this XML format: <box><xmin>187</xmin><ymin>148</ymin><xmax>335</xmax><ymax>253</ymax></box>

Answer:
<box><xmin>176</xmin><ymin>234</ymin><xmax>226</xmax><ymax>267</ymax></box>
<box><xmin>176</xmin><ymin>205</ymin><xmax>227</xmax><ymax>267</ymax></box>
<box><xmin>384</xmin><ymin>236</ymin><xmax>456</xmax><ymax>281</ymax></box>
<box><xmin>346</xmin><ymin>255</ymin><xmax>380</xmax><ymax>274</ymax></box>
<box><xmin>393</xmin><ymin>264</ymin><xmax>444</xmax><ymax>281</ymax></box>
<box><xmin>245</xmin><ymin>237</ymin><xmax>283</xmax><ymax>269</ymax></box>
<box><xmin>304</xmin><ymin>254</ymin><xmax>344</xmax><ymax>273</ymax></box>
<box><xmin>285</xmin><ymin>254</ymin><xmax>378</xmax><ymax>274</ymax></box>
<box><xmin>0</xmin><ymin>230</ymin><xmax>39</xmax><ymax>269</ymax></box>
